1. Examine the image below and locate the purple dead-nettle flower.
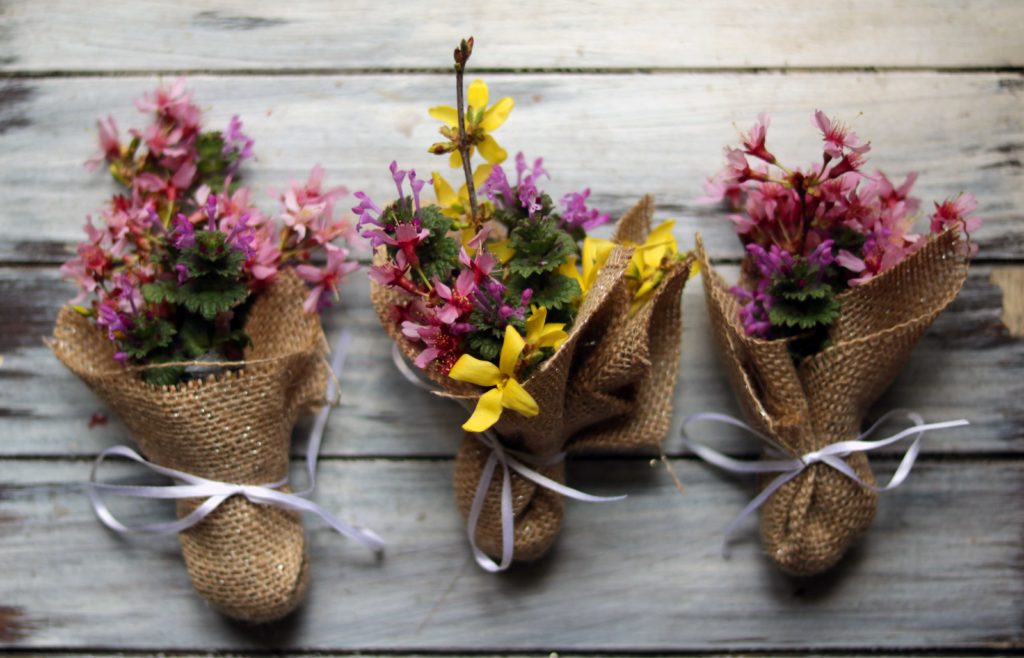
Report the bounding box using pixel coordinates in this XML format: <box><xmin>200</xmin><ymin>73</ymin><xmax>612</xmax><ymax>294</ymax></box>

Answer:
<box><xmin>732</xmin><ymin>280</ymin><xmax>773</xmax><ymax>339</ymax></box>
<box><xmin>515</xmin><ymin>153</ymin><xmax>548</xmax><ymax>218</ymax></box>
<box><xmin>747</xmin><ymin>242</ymin><xmax>795</xmax><ymax>280</ymax></box>
<box><xmin>353</xmin><ymin>191</ymin><xmax>388</xmax><ymax>248</ymax></box>
<box><xmin>205</xmin><ymin>192</ymin><xmax>219</xmax><ymax>227</ymax></box>
<box><xmin>433</xmin><ymin>268</ymin><xmax>478</xmax><ymax>324</ymax></box>
<box><xmin>389</xmin><ymin>160</ymin><xmax>408</xmax><ymax>200</ymax></box>
<box><xmin>223</xmin><ymin>115</ymin><xmax>254</xmax><ymax>165</ymax></box>
<box><xmin>225</xmin><ymin>212</ymin><xmax>257</xmax><ymax>257</ymax></box>
<box><xmin>96</xmin><ymin>300</ymin><xmax>132</xmax><ymax>341</ymax></box>
<box><xmin>171</xmin><ymin>213</ymin><xmax>196</xmax><ymax>249</ymax></box>
<box><xmin>175</xmin><ymin>263</ymin><xmax>190</xmax><ymax>283</ymax></box>
<box><xmin>408</xmin><ymin>169</ymin><xmax>427</xmax><ymax>213</ymax></box>
<box><xmin>560</xmin><ymin>188</ymin><xmax>610</xmax><ymax>231</ymax></box>
<box><xmin>482</xmin><ymin>164</ymin><xmax>515</xmax><ymax>207</ymax></box>
<box><xmin>808</xmin><ymin>239</ymin><xmax>836</xmax><ymax>270</ymax></box>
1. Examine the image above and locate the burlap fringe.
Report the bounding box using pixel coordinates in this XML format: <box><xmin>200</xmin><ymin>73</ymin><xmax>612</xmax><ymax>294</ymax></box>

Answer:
<box><xmin>696</xmin><ymin>229</ymin><xmax>969</xmax><ymax>576</ymax></box>
<box><xmin>50</xmin><ymin>270</ymin><xmax>329</xmax><ymax>623</ymax></box>
<box><xmin>372</xmin><ymin>195</ymin><xmax>692</xmax><ymax>564</ymax></box>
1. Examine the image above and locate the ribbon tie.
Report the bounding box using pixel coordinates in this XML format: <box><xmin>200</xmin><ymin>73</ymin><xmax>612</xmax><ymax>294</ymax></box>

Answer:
<box><xmin>86</xmin><ymin>330</ymin><xmax>385</xmax><ymax>554</ymax></box>
<box><xmin>682</xmin><ymin>409</ymin><xmax>969</xmax><ymax>557</ymax></box>
<box><xmin>392</xmin><ymin>343</ymin><xmax>625</xmax><ymax>572</ymax></box>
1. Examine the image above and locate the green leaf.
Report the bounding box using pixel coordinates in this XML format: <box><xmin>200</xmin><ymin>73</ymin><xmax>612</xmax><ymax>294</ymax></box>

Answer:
<box><xmin>507</xmin><ymin>218</ymin><xmax>577</xmax><ymax>278</ymax></box>
<box><xmin>121</xmin><ymin>315</ymin><xmax>177</xmax><ymax>360</ymax></box>
<box><xmin>466</xmin><ymin>332</ymin><xmax>502</xmax><ymax>362</ymax></box>
<box><xmin>141</xmin><ymin>280</ymin><xmax>179</xmax><ymax>305</ymax></box>
<box><xmin>179</xmin><ymin>317</ymin><xmax>211</xmax><ymax>359</ymax></box>
<box><xmin>508</xmin><ymin>273</ymin><xmax>581</xmax><ymax>313</ymax></box>
<box><xmin>416</xmin><ymin>206</ymin><xmax>461</xmax><ymax>282</ymax></box>
<box><xmin>177</xmin><ymin>278</ymin><xmax>250</xmax><ymax>320</ymax></box>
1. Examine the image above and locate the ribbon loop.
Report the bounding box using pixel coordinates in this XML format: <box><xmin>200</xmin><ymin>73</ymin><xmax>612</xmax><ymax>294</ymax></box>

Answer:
<box><xmin>681</xmin><ymin>409</ymin><xmax>969</xmax><ymax>557</ymax></box>
<box><xmin>392</xmin><ymin>343</ymin><xmax>626</xmax><ymax>572</ymax></box>
<box><xmin>86</xmin><ymin>330</ymin><xmax>385</xmax><ymax>554</ymax></box>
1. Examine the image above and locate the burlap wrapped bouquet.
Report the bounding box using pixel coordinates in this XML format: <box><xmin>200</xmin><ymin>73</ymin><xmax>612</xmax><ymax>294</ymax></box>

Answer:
<box><xmin>50</xmin><ymin>271</ymin><xmax>329</xmax><ymax>622</ymax></box>
<box><xmin>696</xmin><ymin>228</ymin><xmax>969</xmax><ymax>576</ymax></box>
<box><xmin>374</xmin><ymin>196</ymin><xmax>694</xmax><ymax>563</ymax></box>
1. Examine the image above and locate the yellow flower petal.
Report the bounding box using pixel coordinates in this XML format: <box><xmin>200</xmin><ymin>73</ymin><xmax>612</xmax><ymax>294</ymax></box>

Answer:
<box><xmin>449</xmin><ymin>149</ymin><xmax>464</xmax><ymax>169</ymax></box>
<box><xmin>429</xmin><ymin>105</ymin><xmax>459</xmax><ymax>128</ymax></box>
<box><xmin>582</xmin><ymin>237</ymin><xmax>615</xmax><ymax>291</ymax></box>
<box><xmin>477</xmin><ymin>134</ymin><xmax>507</xmax><ymax>164</ymax></box>
<box><xmin>432</xmin><ymin>172</ymin><xmax>457</xmax><ymax>208</ymax></box>
<box><xmin>499</xmin><ymin>325</ymin><xmax>526</xmax><ymax>376</ymax></box>
<box><xmin>449</xmin><ymin>354</ymin><xmax>502</xmax><ymax>387</ymax></box>
<box><xmin>501</xmin><ymin>378</ymin><xmax>539</xmax><ymax>417</ymax></box>
<box><xmin>472</xmin><ymin>164</ymin><xmax>494</xmax><ymax>189</ymax></box>
<box><xmin>462</xmin><ymin>387</ymin><xmax>504</xmax><ymax>432</ymax></box>
<box><xmin>480</xmin><ymin>97</ymin><xmax>515</xmax><ymax>132</ymax></box>
<box><xmin>525</xmin><ymin>306</ymin><xmax>548</xmax><ymax>344</ymax></box>
<box><xmin>467</xmin><ymin>80</ymin><xmax>489</xmax><ymax>112</ymax></box>
<box><xmin>489</xmin><ymin>239</ymin><xmax>515</xmax><ymax>264</ymax></box>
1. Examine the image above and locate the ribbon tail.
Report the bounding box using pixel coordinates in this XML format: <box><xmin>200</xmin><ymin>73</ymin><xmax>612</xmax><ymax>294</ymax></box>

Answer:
<box><xmin>505</xmin><ymin>455</ymin><xmax>627</xmax><ymax>503</ymax></box>
<box><xmin>467</xmin><ymin>451</ymin><xmax>507</xmax><ymax>573</ymax></box>
<box><xmin>721</xmin><ymin>468</ymin><xmax>803</xmax><ymax>558</ymax></box>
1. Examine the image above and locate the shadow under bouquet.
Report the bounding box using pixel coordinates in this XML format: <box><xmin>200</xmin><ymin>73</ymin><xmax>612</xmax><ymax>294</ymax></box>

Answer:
<box><xmin>363</xmin><ymin>39</ymin><xmax>697</xmax><ymax>570</ymax></box>
<box><xmin>693</xmin><ymin>111</ymin><xmax>979</xmax><ymax>576</ymax></box>
<box><xmin>48</xmin><ymin>81</ymin><xmax>376</xmax><ymax>622</ymax></box>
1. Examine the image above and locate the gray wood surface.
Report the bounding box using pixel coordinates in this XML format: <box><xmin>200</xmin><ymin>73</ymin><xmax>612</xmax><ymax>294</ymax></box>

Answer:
<box><xmin>0</xmin><ymin>73</ymin><xmax>1021</xmax><ymax>263</ymax></box>
<box><xmin>0</xmin><ymin>1</ymin><xmax>1021</xmax><ymax>655</ymax></box>
<box><xmin>1</xmin><ymin>459</ymin><xmax>1021</xmax><ymax>651</ymax></box>
<box><xmin>2</xmin><ymin>0</ymin><xmax>1022</xmax><ymax>71</ymax></box>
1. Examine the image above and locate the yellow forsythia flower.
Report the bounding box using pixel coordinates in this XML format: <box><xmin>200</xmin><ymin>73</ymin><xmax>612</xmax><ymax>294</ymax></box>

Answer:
<box><xmin>448</xmin><ymin>326</ymin><xmax>539</xmax><ymax>432</ymax></box>
<box><xmin>627</xmin><ymin>220</ymin><xmax>679</xmax><ymax>314</ymax></box>
<box><xmin>559</xmin><ymin>236</ymin><xmax>615</xmax><ymax>302</ymax></box>
<box><xmin>432</xmin><ymin>165</ymin><xmax>493</xmax><ymax>221</ymax></box>
<box><xmin>429</xmin><ymin>80</ymin><xmax>514</xmax><ymax>168</ymax></box>
<box><xmin>525</xmin><ymin>306</ymin><xmax>568</xmax><ymax>351</ymax></box>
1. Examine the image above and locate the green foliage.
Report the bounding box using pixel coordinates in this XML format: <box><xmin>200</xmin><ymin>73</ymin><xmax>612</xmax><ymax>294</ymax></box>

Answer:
<box><xmin>416</xmin><ymin>206</ymin><xmax>461</xmax><ymax>282</ymax></box>
<box><xmin>506</xmin><ymin>218</ymin><xmax>576</xmax><ymax>278</ymax></box>
<box><xmin>142</xmin><ymin>364</ymin><xmax>187</xmax><ymax>387</ymax></box>
<box><xmin>507</xmin><ymin>272</ymin><xmax>581</xmax><ymax>316</ymax></box>
<box><xmin>120</xmin><ymin>314</ymin><xmax>176</xmax><ymax>360</ymax></box>
<box><xmin>194</xmin><ymin>131</ymin><xmax>240</xmax><ymax>193</ymax></box>
<box><xmin>465</xmin><ymin>310</ymin><xmax>527</xmax><ymax>364</ymax></box>
<box><xmin>767</xmin><ymin>260</ymin><xmax>841</xmax><ymax>332</ymax></box>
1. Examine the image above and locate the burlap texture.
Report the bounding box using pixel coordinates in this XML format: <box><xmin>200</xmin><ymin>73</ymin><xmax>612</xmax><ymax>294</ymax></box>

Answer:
<box><xmin>49</xmin><ymin>270</ymin><xmax>328</xmax><ymax>622</ymax></box>
<box><xmin>372</xmin><ymin>196</ymin><xmax>693</xmax><ymax>563</ymax></box>
<box><xmin>697</xmin><ymin>229</ymin><xmax>969</xmax><ymax>576</ymax></box>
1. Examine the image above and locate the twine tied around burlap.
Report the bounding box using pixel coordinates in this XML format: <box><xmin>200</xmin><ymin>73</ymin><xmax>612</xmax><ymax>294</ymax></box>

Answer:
<box><xmin>372</xmin><ymin>195</ymin><xmax>694</xmax><ymax>568</ymax></box>
<box><xmin>49</xmin><ymin>270</ymin><xmax>382</xmax><ymax>623</ymax></box>
<box><xmin>694</xmin><ymin>228</ymin><xmax>970</xmax><ymax>576</ymax></box>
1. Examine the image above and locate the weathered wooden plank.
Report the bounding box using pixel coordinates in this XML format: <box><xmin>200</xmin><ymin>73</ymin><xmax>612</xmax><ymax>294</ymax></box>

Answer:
<box><xmin>1</xmin><ymin>265</ymin><xmax>1020</xmax><ymax>457</ymax></box>
<box><xmin>0</xmin><ymin>458</ymin><xmax>1020</xmax><ymax>651</ymax></box>
<box><xmin>2</xmin><ymin>1</ymin><xmax>1023</xmax><ymax>72</ymax></box>
<box><xmin>0</xmin><ymin>73</ymin><xmax>1021</xmax><ymax>264</ymax></box>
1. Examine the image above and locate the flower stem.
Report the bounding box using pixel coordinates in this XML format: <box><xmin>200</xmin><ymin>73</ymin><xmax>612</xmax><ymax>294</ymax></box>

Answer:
<box><xmin>453</xmin><ymin>38</ymin><xmax>480</xmax><ymax>230</ymax></box>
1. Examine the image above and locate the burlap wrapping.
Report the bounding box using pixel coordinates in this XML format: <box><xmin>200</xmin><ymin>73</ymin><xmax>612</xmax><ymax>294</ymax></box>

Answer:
<box><xmin>372</xmin><ymin>196</ymin><xmax>693</xmax><ymax>563</ymax></box>
<box><xmin>49</xmin><ymin>270</ymin><xmax>329</xmax><ymax>622</ymax></box>
<box><xmin>697</xmin><ymin>229</ymin><xmax>969</xmax><ymax>576</ymax></box>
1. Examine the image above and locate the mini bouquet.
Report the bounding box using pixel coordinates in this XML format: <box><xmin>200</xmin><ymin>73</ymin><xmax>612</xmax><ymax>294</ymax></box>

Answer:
<box><xmin>364</xmin><ymin>39</ymin><xmax>697</xmax><ymax>569</ymax></box>
<box><xmin>694</xmin><ymin>111</ymin><xmax>979</xmax><ymax>576</ymax></box>
<box><xmin>48</xmin><ymin>81</ymin><xmax>372</xmax><ymax>621</ymax></box>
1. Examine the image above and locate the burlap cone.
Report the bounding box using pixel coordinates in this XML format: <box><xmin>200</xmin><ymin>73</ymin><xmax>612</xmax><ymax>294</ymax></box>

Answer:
<box><xmin>50</xmin><ymin>270</ymin><xmax>328</xmax><ymax>622</ymax></box>
<box><xmin>697</xmin><ymin>229</ymin><xmax>969</xmax><ymax>576</ymax></box>
<box><xmin>372</xmin><ymin>196</ymin><xmax>693</xmax><ymax>563</ymax></box>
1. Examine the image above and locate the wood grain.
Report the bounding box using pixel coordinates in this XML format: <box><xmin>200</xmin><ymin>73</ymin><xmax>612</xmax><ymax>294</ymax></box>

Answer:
<box><xmin>0</xmin><ymin>458</ymin><xmax>1020</xmax><ymax>651</ymax></box>
<box><xmin>0</xmin><ymin>73</ymin><xmax>1021</xmax><ymax>264</ymax></box>
<box><xmin>2</xmin><ymin>0</ymin><xmax>1022</xmax><ymax>72</ymax></box>
<box><xmin>2</xmin><ymin>265</ymin><xmax>1019</xmax><ymax>458</ymax></box>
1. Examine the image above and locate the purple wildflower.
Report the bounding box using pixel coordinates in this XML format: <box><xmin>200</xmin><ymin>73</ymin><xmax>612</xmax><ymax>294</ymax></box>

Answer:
<box><xmin>560</xmin><ymin>188</ymin><xmax>610</xmax><ymax>231</ymax></box>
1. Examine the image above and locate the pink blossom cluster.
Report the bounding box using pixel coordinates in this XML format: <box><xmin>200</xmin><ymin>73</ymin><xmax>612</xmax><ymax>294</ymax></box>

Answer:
<box><xmin>62</xmin><ymin>81</ymin><xmax>359</xmax><ymax>357</ymax></box>
<box><xmin>703</xmin><ymin>110</ymin><xmax>982</xmax><ymax>337</ymax></box>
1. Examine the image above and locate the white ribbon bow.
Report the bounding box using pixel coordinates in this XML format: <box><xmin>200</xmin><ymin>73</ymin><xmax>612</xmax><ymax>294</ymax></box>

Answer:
<box><xmin>681</xmin><ymin>409</ymin><xmax>969</xmax><ymax>557</ymax></box>
<box><xmin>86</xmin><ymin>330</ymin><xmax>385</xmax><ymax>554</ymax></box>
<box><xmin>392</xmin><ymin>343</ymin><xmax>625</xmax><ymax>572</ymax></box>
